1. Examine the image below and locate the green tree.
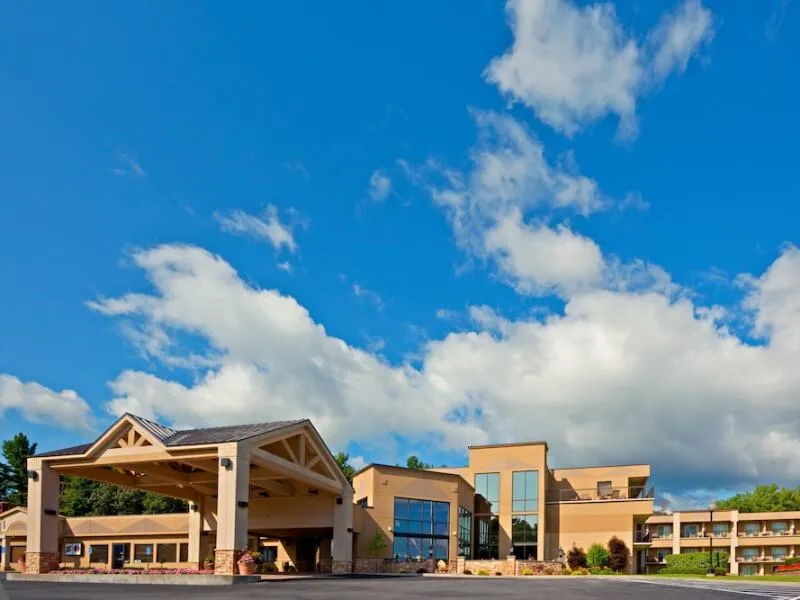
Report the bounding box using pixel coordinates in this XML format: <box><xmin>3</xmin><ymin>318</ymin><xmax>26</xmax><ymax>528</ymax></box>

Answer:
<box><xmin>335</xmin><ymin>452</ymin><xmax>355</xmax><ymax>482</ymax></box>
<box><xmin>142</xmin><ymin>492</ymin><xmax>188</xmax><ymax>514</ymax></box>
<box><xmin>1</xmin><ymin>433</ymin><xmax>37</xmax><ymax>505</ymax></box>
<box><xmin>606</xmin><ymin>536</ymin><xmax>629</xmax><ymax>572</ymax></box>
<box><xmin>716</xmin><ymin>484</ymin><xmax>800</xmax><ymax>512</ymax></box>
<box><xmin>405</xmin><ymin>456</ymin><xmax>432</xmax><ymax>470</ymax></box>
<box><xmin>59</xmin><ymin>476</ymin><xmax>100</xmax><ymax>516</ymax></box>
<box><xmin>368</xmin><ymin>531</ymin><xmax>388</xmax><ymax>558</ymax></box>
<box><xmin>586</xmin><ymin>543</ymin><xmax>609</xmax><ymax>568</ymax></box>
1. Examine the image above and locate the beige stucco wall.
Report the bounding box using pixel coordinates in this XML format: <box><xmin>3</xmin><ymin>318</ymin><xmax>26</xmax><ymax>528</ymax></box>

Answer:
<box><xmin>544</xmin><ymin>498</ymin><xmax>652</xmax><ymax>572</ymax></box>
<box><xmin>352</xmin><ymin>466</ymin><xmax>472</xmax><ymax>562</ymax></box>
<box><xmin>463</xmin><ymin>443</ymin><xmax>548</xmax><ymax>558</ymax></box>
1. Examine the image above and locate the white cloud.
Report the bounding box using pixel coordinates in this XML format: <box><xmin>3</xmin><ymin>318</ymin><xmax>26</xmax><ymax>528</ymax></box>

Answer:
<box><xmin>484</xmin><ymin>211</ymin><xmax>605</xmax><ymax>294</ymax></box>
<box><xmin>368</xmin><ymin>170</ymin><xmax>392</xmax><ymax>202</ymax></box>
<box><xmin>214</xmin><ymin>205</ymin><xmax>299</xmax><ymax>253</ymax></box>
<box><xmin>486</xmin><ymin>0</ymin><xmax>714</xmax><ymax>136</ymax></box>
<box><xmin>349</xmin><ymin>455</ymin><xmax>367</xmax><ymax>471</ymax></box>
<box><xmin>111</xmin><ymin>152</ymin><xmax>146</xmax><ymax>177</ymax></box>
<box><xmin>87</xmin><ymin>243</ymin><xmax>800</xmax><ymax>491</ymax></box>
<box><xmin>0</xmin><ymin>375</ymin><xmax>94</xmax><ymax>433</ymax></box>
<box><xmin>352</xmin><ymin>283</ymin><xmax>385</xmax><ymax>311</ymax></box>
<box><xmin>424</xmin><ymin>110</ymin><xmax>655</xmax><ymax>296</ymax></box>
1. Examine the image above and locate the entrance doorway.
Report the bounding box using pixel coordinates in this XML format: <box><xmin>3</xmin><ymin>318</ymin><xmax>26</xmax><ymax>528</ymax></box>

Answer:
<box><xmin>295</xmin><ymin>537</ymin><xmax>319</xmax><ymax>572</ymax></box>
<box><xmin>112</xmin><ymin>543</ymin><xmax>129</xmax><ymax>569</ymax></box>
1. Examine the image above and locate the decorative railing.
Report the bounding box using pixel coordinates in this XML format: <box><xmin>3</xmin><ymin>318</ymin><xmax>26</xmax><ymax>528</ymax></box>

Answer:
<box><xmin>546</xmin><ymin>486</ymin><xmax>654</xmax><ymax>503</ymax></box>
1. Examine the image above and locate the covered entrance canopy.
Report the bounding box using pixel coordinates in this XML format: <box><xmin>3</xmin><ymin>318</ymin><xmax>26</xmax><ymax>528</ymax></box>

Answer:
<box><xmin>25</xmin><ymin>413</ymin><xmax>353</xmax><ymax>575</ymax></box>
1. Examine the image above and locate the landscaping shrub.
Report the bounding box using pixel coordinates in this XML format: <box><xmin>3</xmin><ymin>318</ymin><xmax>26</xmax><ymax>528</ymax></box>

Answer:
<box><xmin>606</xmin><ymin>536</ymin><xmax>629</xmax><ymax>572</ymax></box>
<box><xmin>589</xmin><ymin>567</ymin><xmax>617</xmax><ymax>575</ymax></box>
<box><xmin>543</xmin><ymin>565</ymin><xmax>561</xmax><ymax>575</ymax></box>
<box><xmin>417</xmin><ymin>568</ymin><xmax>427</xmax><ymax>574</ymax></box>
<box><xmin>776</xmin><ymin>563</ymin><xmax>800</xmax><ymax>573</ymax></box>
<box><xmin>785</xmin><ymin>557</ymin><xmax>800</xmax><ymax>566</ymax></box>
<box><xmin>521</xmin><ymin>568</ymin><xmax>534</xmax><ymax>576</ymax></box>
<box><xmin>477</xmin><ymin>569</ymin><xmax>490</xmax><ymax>576</ymax></box>
<box><xmin>567</xmin><ymin>546</ymin><xmax>587</xmax><ymax>570</ymax></box>
<box><xmin>660</xmin><ymin>551</ymin><xmax>729</xmax><ymax>574</ymax></box>
<box><xmin>587</xmin><ymin>543</ymin><xmax>609</xmax><ymax>569</ymax></box>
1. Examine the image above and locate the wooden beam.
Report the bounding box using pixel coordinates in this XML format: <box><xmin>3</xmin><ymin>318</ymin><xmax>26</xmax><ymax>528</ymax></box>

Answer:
<box><xmin>53</xmin><ymin>449</ymin><xmax>219</xmax><ymax>469</ymax></box>
<box><xmin>298</xmin><ymin>434</ymin><xmax>306</xmax><ymax>466</ymax></box>
<box><xmin>58</xmin><ymin>468</ymin><xmax>200</xmax><ymax>503</ymax></box>
<box><xmin>305</xmin><ymin>455</ymin><xmax>321</xmax><ymax>469</ymax></box>
<box><xmin>127</xmin><ymin>429</ymin><xmax>136</xmax><ymax>448</ymax></box>
<box><xmin>281</xmin><ymin>438</ymin><xmax>298</xmax><ymax>464</ymax></box>
<box><xmin>250</xmin><ymin>448</ymin><xmax>342</xmax><ymax>494</ymax></box>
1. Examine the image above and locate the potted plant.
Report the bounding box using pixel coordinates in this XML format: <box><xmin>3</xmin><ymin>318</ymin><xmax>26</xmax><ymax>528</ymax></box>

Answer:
<box><xmin>237</xmin><ymin>551</ymin><xmax>257</xmax><ymax>575</ymax></box>
<box><xmin>203</xmin><ymin>553</ymin><xmax>214</xmax><ymax>571</ymax></box>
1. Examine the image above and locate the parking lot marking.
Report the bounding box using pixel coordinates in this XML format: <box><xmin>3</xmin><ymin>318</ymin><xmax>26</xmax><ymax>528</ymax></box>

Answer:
<box><xmin>625</xmin><ymin>577</ymin><xmax>800</xmax><ymax>599</ymax></box>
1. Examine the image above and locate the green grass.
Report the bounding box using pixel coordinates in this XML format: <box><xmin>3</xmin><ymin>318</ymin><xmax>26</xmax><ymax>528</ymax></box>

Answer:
<box><xmin>648</xmin><ymin>574</ymin><xmax>800</xmax><ymax>583</ymax></box>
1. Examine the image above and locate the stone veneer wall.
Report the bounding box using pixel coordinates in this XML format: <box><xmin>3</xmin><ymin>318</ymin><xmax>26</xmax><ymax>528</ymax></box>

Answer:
<box><xmin>213</xmin><ymin>549</ymin><xmax>244</xmax><ymax>576</ymax></box>
<box><xmin>352</xmin><ymin>558</ymin><xmax>437</xmax><ymax>574</ymax></box>
<box><xmin>455</xmin><ymin>556</ymin><xmax>564</xmax><ymax>576</ymax></box>
<box><xmin>332</xmin><ymin>560</ymin><xmax>352</xmax><ymax>574</ymax></box>
<box><xmin>25</xmin><ymin>552</ymin><xmax>60</xmax><ymax>574</ymax></box>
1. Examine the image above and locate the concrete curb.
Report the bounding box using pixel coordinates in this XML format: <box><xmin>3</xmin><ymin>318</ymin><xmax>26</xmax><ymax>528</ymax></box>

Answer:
<box><xmin>5</xmin><ymin>573</ymin><xmax>261</xmax><ymax>586</ymax></box>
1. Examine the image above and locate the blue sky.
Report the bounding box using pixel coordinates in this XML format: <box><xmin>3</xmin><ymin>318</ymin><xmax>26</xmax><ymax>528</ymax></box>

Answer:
<box><xmin>1</xmin><ymin>0</ymin><xmax>799</xmax><ymax>507</ymax></box>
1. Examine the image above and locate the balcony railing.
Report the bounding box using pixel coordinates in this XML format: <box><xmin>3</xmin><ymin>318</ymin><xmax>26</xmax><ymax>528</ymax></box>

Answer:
<box><xmin>546</xmin><ymin>485</ymin><xmax>655</xmax><ymax>503</ymax></box>
<box><xmin>737</xmin><ymin>556</ymin><xmax>788</xmax><ymax>563</ymax></box>
<box><xmin>634</xmin><ymin>531</ymin><xmax>652</xmax><ymax>543</ymax></box>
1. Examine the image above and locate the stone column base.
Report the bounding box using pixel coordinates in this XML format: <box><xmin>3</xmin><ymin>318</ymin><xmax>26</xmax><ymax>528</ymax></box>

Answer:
<box><xmin>332</xmin><ymin>560</ymin><xmax>352</xmax><ymax>574</ymax></box>
<box><xmin>25</xmin><ymin>552</ymin><xmax>61</xmax><ymax>574</ymax></box>
<box><xmin>214</xmin><ymin>549</ymin><xmax>245</xmax><ymax>575</ymax></box>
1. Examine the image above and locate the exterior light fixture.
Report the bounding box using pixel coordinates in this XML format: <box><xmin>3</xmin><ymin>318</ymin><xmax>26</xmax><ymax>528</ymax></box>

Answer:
<box><xmin>336</xmin><ymin>496</ymin><xmax>343</xmax><ymax>505</ymax></box>
<box><xmin>308</xmin><ymin>488</ymin><xmax>319</xmax><ymax>496</ymax></box>
<box><xmin>44</xmin><ymin>508</ymin><xmax>57</xmax><ymax>516</ymax></box>
<box><xmin>190</xmin><ymin>504</ymin><xmax>199</xmax><ymax>512</ymax></box>
<box><xmin>237</xmin><ymin>500</ymin><xmax>249</xmax><ymax>508</ymax></box>
<box><xmin>219</xmin><ymin>458</ymin><xmax>232</xmax><ymax>470</ymax></box>
<box><xmin>27</xmin><ymin>470</ymin><xmax>38</xmax><ymax>481</ymax></box>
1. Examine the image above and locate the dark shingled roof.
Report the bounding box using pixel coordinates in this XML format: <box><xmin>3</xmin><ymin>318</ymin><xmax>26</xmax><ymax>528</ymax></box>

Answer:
<box><xmin>162</xmin><ymin>419</ymin><xmax>306</xmax><ymax>447</ymax></box>
<box><xmin>35</xmin><ymin>443</ymin><xmax>93</xmax><ymax>458</ymax></box>
<box><xmin>34</xmin><ymin>415</ymin><xmax>307</xmax><ymax>457</ymax></box>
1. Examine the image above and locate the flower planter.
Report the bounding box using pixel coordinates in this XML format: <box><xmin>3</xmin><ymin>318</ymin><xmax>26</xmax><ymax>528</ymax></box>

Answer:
<box><xmin>238</xmin><ymin>563</ymin><xmax>257</xmax><ymax>576</ymax></box>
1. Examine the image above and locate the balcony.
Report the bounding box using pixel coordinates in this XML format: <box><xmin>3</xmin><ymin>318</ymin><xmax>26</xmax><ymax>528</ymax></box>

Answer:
<box><xmin>634</xmin><ymin>531</ymin><xmax>652</xmax><ymax>544</ymax></box>
<box><xmin>737</xmin><ymin>556</ymin><xmax>788</xmax><ymax>563</ymax></box>
<box><xmin>546</xmin><ymin>485</ymin><xmax>655</xmax><ymax>503</ymax></box>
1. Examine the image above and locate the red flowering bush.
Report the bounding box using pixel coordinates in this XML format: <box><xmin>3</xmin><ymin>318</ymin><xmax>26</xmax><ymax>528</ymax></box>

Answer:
<box><xmin>775</xmin><ymin>563</ymin><xmax>800</xmax><ymax>573</ymax></box>
<box><xmin>56</xmin><ymin>568</ymin><xmax>212</xmax><ymax>575</ymax></box>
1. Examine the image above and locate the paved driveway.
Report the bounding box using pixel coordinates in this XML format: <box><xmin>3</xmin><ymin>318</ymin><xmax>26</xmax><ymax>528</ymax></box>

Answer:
<box><xmin>4</xmin><ymin>576</ymin><xmax>800</xmax><ymax>600</ymax></box>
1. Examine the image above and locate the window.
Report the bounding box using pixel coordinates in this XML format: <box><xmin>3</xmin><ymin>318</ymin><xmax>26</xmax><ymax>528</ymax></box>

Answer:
<box><xmin>474</xmin><ymin>514</ymin><xmax>500</xmax><ymax>559</ymax></box>
<box><xmin>458</xmin><ymin>506</ymin><xmax>472</xmax><ymax>557</ymax></box>
<box><xmin>597</xmin><ymin>481</ymin><xmax>613</xmax><ymax>499</ymax></box>
<box><xmin>156</xmin><ymin>543</ymin><xmax>176</xmax><ymax>563</ymax></box>
<box><xmin>89</xmin><ymin>545</ymin><xmax>109</xmax><ymax>564</ymax></box>
<box><xmin>262</xmin><ymin>546</ymin><xmax>278</xmax><ymax>562</ymax></box>
<box><xmin>743</xmin><ymin>522</ymin><xmax>760</xmax><ymax>536</ymax></box>
<box><xmin>133</xmin><ymin>544</ymin><xmax>154</xmax><ymax>563</ymax></box>
<box><xmin>771</xmin><ymin>547</ymin><xmax>787</xmax><ymax>561</ymax></box>
<box><xmin>656</xmin><ymin>525</ymin><xmax>672</xmax><ymax>539</ymax></box>
<box><xmin>392</xmin><ymin>498</ymin><xmax>450</xmax><ymax>560</ymax></box>
<box><xmin>713</xmin><ymin>523</ymin><xmax>729</xmax><ymax>537</ymax></box>
<box><xmin>742</xmin><ymin>548</ymin><xmax>758</xmax><ymax>561</ymax></box>
<box><xmin>179</xmin><ymin>543</ymin><xmax>188</xmax><ymax>562</ymax></box>
<box><xmin>683</xmin><ymin>524</ymin><xmax>699</xmax><ymax>538</ymax></box>
<box><xmin>512</xmin><ymin>471</ymin><xmax>539</xmax><ymax>512</ymax></box>
<box><xmin>682</xmin><ymin>548</ymin><xmax>699</xmax><ymax>554</ymax></box>
<box><xmin>474</xmin><ymin>473</ymin><xmax>500</xmax><ymax>513</ymax></box>
<box><xmin>741</xmin><ymin>564</ymin><xmax>758</xmax><ymax>576</ymax></box>
<box><xmin>771</xmin><ymin>521</ymin><xmax>788</xmax><ymax>535</ymax></box>
<box><xmin>511</xmin><ymin>514</ymin><xmax>538</xmax><ymax>560</ymax></box>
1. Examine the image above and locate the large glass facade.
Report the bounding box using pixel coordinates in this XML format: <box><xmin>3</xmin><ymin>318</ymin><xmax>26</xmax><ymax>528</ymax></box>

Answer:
<box><xmin>392</xmin><ymin>498</ymin><xmax>450</xmax><ymax>560</ymax></box>
<box><xmin>512</xmin><ymin>470</ymin><xmax>539</xmax><ymax>512</ymax></box>
<box><xmin>458</xmin><ymin>505</ymin><xmax>472</xmax><ymax>557</ymax></box>
<box><xmin>511</xmin><ymin>514</ymin><xmax>538</xmax><ymax>560</ymax></box>
<box><xmin>474</xmin><ymin>473</ymin><xmax>500</xmax><ymax>513</ymax></box>
<box><xmin>474</xmin><ymin>514</ymin><xmax>500</xmax><ymax>559</ymax></box>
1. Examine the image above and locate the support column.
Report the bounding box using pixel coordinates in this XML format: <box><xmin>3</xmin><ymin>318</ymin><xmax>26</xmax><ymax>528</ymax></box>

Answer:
<box><xmin>672</xmin><ymin>513</ymin><xmax>681</xmax><ymax>556</ymax></box>
<box><xmin>332</xmin><ymin>485</ymin><xmax>353</xmax><ymax>573</ymax></box>
<box><xmin>1</xmin><ymin>535</ymin><xmax>10</xmax><ymax>571</ymax></box>
<box><xmin>214</xmin><ymin>442</ymin><xmax>250</xmax><ymax>575</ymax></box>
<box><xmin>730</xmin><ymin>511</ymin><xmax>739</xmax><ymax>575</ymax></box>
<box><xmin>188</xmin><ymin>500</ymin><xmax>203</xmax><ymax>570</ymax></box>
<box><xmin>25</xmin><ymin>458</ymin><xmax>60</xmax><ymax>574</ymax></box>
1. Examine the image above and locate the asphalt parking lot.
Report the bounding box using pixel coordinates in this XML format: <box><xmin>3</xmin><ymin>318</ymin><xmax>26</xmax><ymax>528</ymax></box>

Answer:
<box><xmin>4</xmin><ymin>576</ymin><xmax>800</xmax><ymax>600</ymax></box>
